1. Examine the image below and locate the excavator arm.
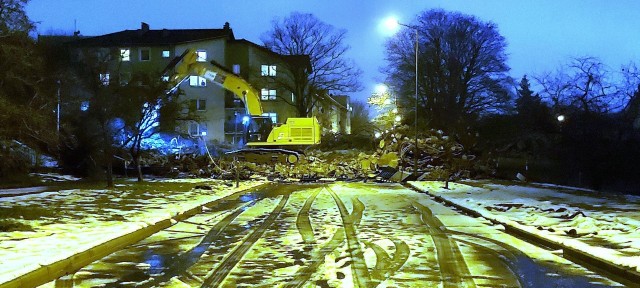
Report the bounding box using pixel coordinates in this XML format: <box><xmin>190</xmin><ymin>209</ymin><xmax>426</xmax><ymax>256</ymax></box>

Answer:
<box><xmin>169</xmin><ymin>49</ymin><xmax>263</xmax><ymax>116</ymax></box>
<box><xmin>165</xmin><ymin>49</ymin><xmax>321</xmax><ymax>164</ymax></box>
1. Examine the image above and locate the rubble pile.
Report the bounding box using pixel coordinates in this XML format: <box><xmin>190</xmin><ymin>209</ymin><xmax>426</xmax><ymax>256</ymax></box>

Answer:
<box><xmin>225</xmin><ymin>127</ymin><xmax>478</xmax><ymax>181</ymax></box>
<box><xmin>132</xmin><ymin>126</ymin><xmax>479</xmax><ymax>182</ymax></box>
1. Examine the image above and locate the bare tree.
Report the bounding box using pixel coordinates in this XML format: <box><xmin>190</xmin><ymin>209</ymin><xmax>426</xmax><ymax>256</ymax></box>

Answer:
<box><xmin>536</xmin><ymin>57</ymin><xmax>621</xmax><ymax>114</ymax></box>
<box><xmin>620</xmin><ymin>62</ymin><xmax>640</xmax><ymax>129</ymax></box>
<box><xmin>117</xmin><ymin>72</ymin><xmax>171</xmax><ymax>182</ymax></box>
<box><xmin>1</xmin><ymin>0</ymin><xmax>59</xmax><ymax>177</ymax></box>
<box><xmin>349</xmin><ymin>100</ymin><xmax>374</xmax><ymax>136</ymax></box>
<box><xmin>261</xmin><ymin>12</ymin><xmax>362</xmax><ymax>117</ymax></box>
<box><xmin>384</xmin><ymin>9</ymin><xmax>511</xmax><ymax>138</ymax></box>
<box><xmin>0</xmin><ymin>0</ymin><xmax>33</xmax><ymax>36</ymax></box>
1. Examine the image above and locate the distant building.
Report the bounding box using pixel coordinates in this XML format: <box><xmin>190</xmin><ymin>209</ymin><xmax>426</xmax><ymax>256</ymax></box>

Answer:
<box><xmin>57</xmin><ymin>22</ymin><xmax>349</xmax><ymax>147</ymax></box>
<box><xmin>312</xmin><ymin>92</ymin><xmax>352</xmax><ymax>135</ymax></box>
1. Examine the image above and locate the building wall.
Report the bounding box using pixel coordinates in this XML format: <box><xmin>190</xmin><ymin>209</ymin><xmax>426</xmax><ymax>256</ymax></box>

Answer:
<box><xmin>310</xmin><ymin>94</ymin><xmax>351</xmax><ymax>135</ymax></box>
<box><xmin>221</xmin><ymin>41</ymin><xmax>302</xmax><ymax>144</ymax></box>
<box><xmin>243</xmin><ymin>44</ymin><xmax>300</xmax><ymax>124</ymax></box>
<box><xmin>174</xmin><ymin>40</ymin><xmax>227</xmax><ymax>143</ymax></box>
<box><xmin>68</xmin><ymin>28</ymin><xmax>309</xmax><ymax>147</ymax></box>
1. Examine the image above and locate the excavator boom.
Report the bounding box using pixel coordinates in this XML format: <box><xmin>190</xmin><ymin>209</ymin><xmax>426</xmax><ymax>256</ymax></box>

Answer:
<box><xmin>167</xmin><ymin>49</ymin><xmax>321</xmax><ymax>163</ymax></box>
<box><xmin>171</xmin><ymin>50</ymin><xmax>263</xmax><ymax>116</ymax></box>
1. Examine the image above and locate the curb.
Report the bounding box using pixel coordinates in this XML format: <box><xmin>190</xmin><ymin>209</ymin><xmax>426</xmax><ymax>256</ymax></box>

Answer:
<box><xmin>0</xmin><ymin>182</ymin><xmax>269</xmax><ymax>288</ymax></box>
<box><xmin>405</xmin><ymin>182</ymin><xmax>640</xmax><ymax>287</ymax></box>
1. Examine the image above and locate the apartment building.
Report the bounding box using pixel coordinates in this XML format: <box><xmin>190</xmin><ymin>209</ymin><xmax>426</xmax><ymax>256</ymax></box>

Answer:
<box><xmin>312</xmin><ymin>92</ymin><xmax>352</xmax><ymax>135</ymax></box>
<box><xmin>66</xmin><ymin>22</ymin><xmax>348</xmax><ymax>147</ymax></box>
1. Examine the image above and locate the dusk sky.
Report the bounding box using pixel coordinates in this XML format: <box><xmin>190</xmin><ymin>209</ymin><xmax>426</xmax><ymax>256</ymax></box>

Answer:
<box><xmin>26</xmin><ymin>0</ymin><xmax>640</xmax><ymax>103</ymax></box>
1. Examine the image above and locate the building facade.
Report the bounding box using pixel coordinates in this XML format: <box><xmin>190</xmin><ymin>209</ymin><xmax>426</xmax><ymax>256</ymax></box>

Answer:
<box><xmin>66</xmin><ymin>22</ymin><xmax>348</xmax><ymax>148</ymax></box>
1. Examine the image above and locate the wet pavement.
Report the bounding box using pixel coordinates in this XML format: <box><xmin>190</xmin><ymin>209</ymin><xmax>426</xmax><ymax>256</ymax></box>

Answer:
<box><xmin>43</xmin><ymin>183</ymin><xmax>623</xmax><ymax>287</ymax></box>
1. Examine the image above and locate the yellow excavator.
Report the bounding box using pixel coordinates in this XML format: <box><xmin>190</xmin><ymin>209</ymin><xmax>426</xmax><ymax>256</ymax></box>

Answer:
<box><xmin>167</xmin><ymin>49</ymin><xmax>321</xmax><ymax>163</ymax></box>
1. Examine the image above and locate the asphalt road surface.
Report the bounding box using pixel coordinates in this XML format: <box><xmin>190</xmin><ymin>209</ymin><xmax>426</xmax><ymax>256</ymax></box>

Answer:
<box><xmin>49</xmin><ymin>183</ymin><xmax>622</xmax><ymax>287</ymax></box>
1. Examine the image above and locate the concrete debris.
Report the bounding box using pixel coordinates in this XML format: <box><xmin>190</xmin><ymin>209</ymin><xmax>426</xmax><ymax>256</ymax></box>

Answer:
<box><xmin>132</xmin><ymin>128</ymin><xmax>478</xmax><ymax>182</ymax></box>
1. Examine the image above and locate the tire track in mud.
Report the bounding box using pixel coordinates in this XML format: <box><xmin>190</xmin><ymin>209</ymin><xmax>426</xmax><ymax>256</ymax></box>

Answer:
<box><xmin>365</xmin><ymin>240</ymin><xmax>410</xmax><ymax>285</ymax></box>
<box><xmin>451</xmin><ymin>236</ymin><xmax>523</xmax><ymax>287</ymax></box>
<box><xmin>201</xmin><ymin>194</ymin><xmax>290</xmax><ymax>288</ymax></box>
<box><xmin>287</xmin><ymin>187</ymin><xmax>343</xmax><ymax>288</ymax></box>
<box><xmin>296</xmin><ymin>188</ymin><xmax>322</xmax><ymax>244</ymax></box>
<box><xmin>286</xmin><ymin>186</ymin><xmax>369</xmax><ymax>288</ymax></box>
<box><xmin>410</xmin><ymin>200</ymin><xmax>476</xmax><ymax>288</ymax></box>
<box><xmin>448</xmin><ymin>230</ymin><xmax>614</xmax><ymax>288</ymax></box>
<box><xmin>134</xmin><ymin>201</ymin><xmax>256</xmax><ymax>287</ymax></box>
<box><xmin>326</xmin><ymin>185</ymin><xmax>372</xmax><ymax>288</ymax></box>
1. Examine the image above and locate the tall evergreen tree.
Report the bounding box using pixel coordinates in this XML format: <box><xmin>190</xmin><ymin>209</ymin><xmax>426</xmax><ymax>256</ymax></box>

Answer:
<box><xmin>515</xmin><ymin>75</ymin><xmax>535</xmax><ymax>114</ymax></box>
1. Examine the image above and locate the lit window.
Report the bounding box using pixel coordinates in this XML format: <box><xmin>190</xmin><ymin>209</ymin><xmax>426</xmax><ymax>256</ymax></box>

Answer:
<box><xmin>262</xmin><ymin>112</ymin><xmax>277</xmax><ymax>124</ymax></box>
<box><xmin>120</xmin><ymin>48</ymin><xmax>130</xmax><ymax>61</ymax></box>
<box><xmin>260</xmin><ymin>88</ymin><xmax>277</xmax><ymax>100</ymax></box>
<box><xmin>261</xmin><ymin>65</ymin><xmax>276</xmax><ymax>76</ymax></box>
<box><xmin>189</xmin><ymin>76</ymin><xmax>207</xmax><ymax>87</ymax></box>
<box><xmin>233</xmin><ymin>64</ymin><xmax>240</xmax><ymax>74</ymax></box>
<box><xmin>99</xmin><ymin>73</ymin><xmax>110</xmax><ymax>86</ymax></box>
<box><xmin>140</xmin><ymin>48</ymin><xmax>150</xmax><ymax>61</ymax></box>
<box><xmin>196</xmin><ymin>50</ymin><xmax>207</xmax><ymax>62</ymax></box>
<box><xmin>162</xmin><ymin>50</ymin><xmax>170</xmax><ymax>58</ymax></box>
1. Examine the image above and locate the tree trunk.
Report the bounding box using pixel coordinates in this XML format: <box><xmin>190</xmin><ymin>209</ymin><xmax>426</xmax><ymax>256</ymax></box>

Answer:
<box><xmin>132</xmin><ymin>153</ymin><xmax>143</xmax><ymax>182</ymax></box>
<box><xmin>105</xmin><ymin>158</ymin><xmax>114</xmax><ymax>188</ymax></box>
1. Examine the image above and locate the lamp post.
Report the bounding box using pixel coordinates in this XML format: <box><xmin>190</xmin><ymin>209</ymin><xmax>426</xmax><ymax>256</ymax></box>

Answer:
<box><xmin>385</xmin><ymin>18</ymin><xmax>419</xmax><ymax>177</ymax></box>
<box><xmin>56</xmin><ymin>80</ymin><xmax>61</xmax><ymax>134</ymax></box>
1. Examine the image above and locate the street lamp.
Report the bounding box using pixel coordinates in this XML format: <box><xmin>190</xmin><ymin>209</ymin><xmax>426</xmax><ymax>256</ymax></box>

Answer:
<box><xmin>375</xmin><ymin>83</ymin><xmax>388</xmax><ymax>95</ymax></box>
<box><xmin>56</xmin><ymin>80</ymin><xmax>61</xmax><ymax>134</ymax></box>
<box><xmin>384</xmin><ymin>17</ymin><xmax>419</xmax><ymax>177</ymax></box>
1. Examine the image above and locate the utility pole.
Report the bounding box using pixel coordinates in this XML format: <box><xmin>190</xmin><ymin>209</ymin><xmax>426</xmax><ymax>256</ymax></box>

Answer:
<box><xmin>57</xmin><ymin>80</ymin><xmax>61</xmax><ymax>134</ymax></box>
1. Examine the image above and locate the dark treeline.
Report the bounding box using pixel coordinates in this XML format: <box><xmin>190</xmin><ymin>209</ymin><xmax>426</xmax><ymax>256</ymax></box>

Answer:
<box><xmin>3</xmin><ymin>2</ymin><xmax>640</xmax><ymax>193</ymax></box>
<box><xmin>385</xmin><ymin>9</ymin><xmax>640</xmax><ymax>193</ymax></box>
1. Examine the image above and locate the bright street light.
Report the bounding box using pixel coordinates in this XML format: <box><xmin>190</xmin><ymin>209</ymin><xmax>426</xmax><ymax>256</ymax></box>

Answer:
<box><xmin>557</xmin><ymin>115</ymin><xmax>565</xmax><ymax>122</ymax></box>
<box><xmin>375</xmin><ymin>83</ymin><xmax>388</xmax><ymax>94</ymax></box>
<box><xmin>395</xmin><ymin>115</ymin><xmax>402</xmax><ymax>122</ymax></box>
<box><xmin>383</xmin><ymin>17</ymin><xmax>401</xmax><ymax>32</ymax></box>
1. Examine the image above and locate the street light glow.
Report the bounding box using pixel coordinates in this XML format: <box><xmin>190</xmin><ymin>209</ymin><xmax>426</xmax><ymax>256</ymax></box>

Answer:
<box><xmin>557</xmin><ymin>115</ymin><xmax>565</xmax><ymax>122</ymax></box>
<box><xmin>395</xmin><ymin>115</ymin><xmax>402</xmax><ymax>122</ymax></box>
<box><xmin>375</xmin><ymin>83</ymin><xmax>388</xmax><ymax>94</ymax></box>
<box><xmin>383</xmin><ymin>16</ymin><xmax>400</xmax><ymax>32</ymax></box>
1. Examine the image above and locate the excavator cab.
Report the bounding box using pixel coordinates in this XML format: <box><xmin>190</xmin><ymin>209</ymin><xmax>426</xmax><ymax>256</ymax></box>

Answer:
<box><xmin>245</xmin><ymin>116</ymin><xmax>273</xmax><ymax>143</ymax></box>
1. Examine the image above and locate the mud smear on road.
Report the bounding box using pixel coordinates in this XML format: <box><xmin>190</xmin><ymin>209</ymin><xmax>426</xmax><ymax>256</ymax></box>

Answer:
<box><xmin>67</xmin><ymin>184</ymin><xmax>313</xmax><ymax>287</ymax></box>
<box><xmin>59</xmin><ymin>183</ymin><xmax>623</xmax><ymax>287</ymax></box>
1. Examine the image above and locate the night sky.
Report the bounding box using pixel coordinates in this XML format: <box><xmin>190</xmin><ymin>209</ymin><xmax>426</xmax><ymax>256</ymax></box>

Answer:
<box><xmin>27</xmin><ymin>0</ymin><xmax>640</xmax><ymax>103</ymax></box>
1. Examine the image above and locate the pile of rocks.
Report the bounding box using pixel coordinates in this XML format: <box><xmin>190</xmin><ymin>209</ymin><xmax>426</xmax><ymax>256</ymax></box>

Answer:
<box><xmin>225</xmin><ymin>128</ymin><xmax>477</xmax><ymax>181</ymax></box>
<box><xmin>134</xmin><ymin>127</ymin><xmax>479</xmax><ymax>182</ymax></box>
